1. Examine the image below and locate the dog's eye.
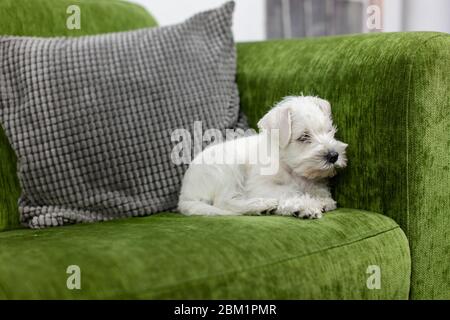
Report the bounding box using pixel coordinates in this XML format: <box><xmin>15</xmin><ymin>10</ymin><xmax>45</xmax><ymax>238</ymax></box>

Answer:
<box><xmin>297</xmin><ymin>133</ymin><xmax>311</xmax><ymax>143</ymax></box>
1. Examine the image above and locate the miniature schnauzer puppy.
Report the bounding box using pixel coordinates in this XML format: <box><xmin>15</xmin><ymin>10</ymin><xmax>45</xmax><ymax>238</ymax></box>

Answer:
<box><xmin>178</xmin><ymin>96</ymin><xmax>348</xmax><ymax>219</ymax></box>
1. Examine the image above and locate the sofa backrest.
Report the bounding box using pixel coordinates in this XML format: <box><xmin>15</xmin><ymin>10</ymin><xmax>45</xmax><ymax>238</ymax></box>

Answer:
<box><xmin>0</xmin><ymin>0</ymin><xmax>157</xmax><ymax>230</ymax></box>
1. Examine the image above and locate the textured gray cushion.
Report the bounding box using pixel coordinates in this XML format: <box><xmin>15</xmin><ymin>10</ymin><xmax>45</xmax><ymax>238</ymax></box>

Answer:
<box><xmin>0</xmin><ymin>1</ymin><xmax>245</xmax><ymax>228</ymax></box>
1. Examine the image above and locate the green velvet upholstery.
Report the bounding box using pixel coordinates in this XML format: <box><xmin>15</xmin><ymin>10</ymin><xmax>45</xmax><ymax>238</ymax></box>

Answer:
<box><xmin>0</xmin><ymin>0</ymin><xmax>448</xmax><ymax>300</ymax></box>
<box><xmin>0</xmin><ymin>0</ymin><xmax>158</xmax><ymax>231</ymax></box>
<box><xmin>0</xmin><ymin>209</ymin><xmax>410</xmax><ymax>299</ymax></box>
<box><xmin>0</xmin><ymin>0</ymin><xmax>157</xmax><ymax>37</ymax></box>
<box><xmin>236</xmin><ymin>33</ymin><xmax>450</xmax><ymax>299</ymax></box>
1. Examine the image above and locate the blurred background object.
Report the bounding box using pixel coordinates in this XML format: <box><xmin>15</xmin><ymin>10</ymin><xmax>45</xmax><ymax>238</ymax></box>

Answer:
<box><xmin>130</xmin><ymin>0</ymin><xmax>450</xmax><ymax>41</ymax></box>
<box><xmin>266</xmin><ymin>0</ymin><xmax>383</xmax><ymax>38</ymax></box>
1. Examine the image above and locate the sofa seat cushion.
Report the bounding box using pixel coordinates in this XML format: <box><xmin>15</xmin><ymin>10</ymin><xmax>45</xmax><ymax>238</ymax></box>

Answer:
<box><xmin>0</xmin><ymin>208</ymin><xmax>410</xmax><ymax>299</ymax></box>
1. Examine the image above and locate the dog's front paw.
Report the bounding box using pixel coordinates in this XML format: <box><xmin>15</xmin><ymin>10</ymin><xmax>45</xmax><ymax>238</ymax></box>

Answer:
<box><xmin>297</xmin><ymin>206</ymin><xmax>323</xmax><ymax>219</ymax></box>
<box><xmin>320</xmin><ymin>198</ymin><xmax>337</xmax><ymax>212</ymax></box>
<box><xmin>276</xmin><ymin>198</ymin><xmax>323</xmax><ymax>219</ymax></box>
<box><xmin>247</xmin><ymin>198</ymin><xmax>278</xmax><ymax>214</ymax></box>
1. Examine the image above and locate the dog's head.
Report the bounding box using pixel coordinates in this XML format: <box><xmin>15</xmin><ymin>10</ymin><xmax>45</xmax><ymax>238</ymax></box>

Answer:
<box><xmin>258</xmin><ymin>96</ymin><xmax>348</xmax><ymax>179</ymax></box>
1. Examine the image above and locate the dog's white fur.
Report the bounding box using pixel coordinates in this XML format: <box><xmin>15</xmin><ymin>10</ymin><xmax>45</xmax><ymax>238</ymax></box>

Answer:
<box><xmin>178</xmin><ymin>96</ymin><xmax>348</xmax><ymax>219</ymax></box>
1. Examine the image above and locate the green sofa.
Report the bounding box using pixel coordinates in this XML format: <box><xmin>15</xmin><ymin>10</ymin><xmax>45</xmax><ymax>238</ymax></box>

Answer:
<box><xmin>0</xmin><ymin>0</ymin><xmax>448</xmax><ymax>300</ymax></box>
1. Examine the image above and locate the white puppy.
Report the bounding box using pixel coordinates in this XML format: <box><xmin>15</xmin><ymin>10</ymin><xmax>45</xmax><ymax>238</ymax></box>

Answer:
<box><xmin>178</xmin><ymin>96</ymin><xmax>348</xmax><ymax>219</ymax></box>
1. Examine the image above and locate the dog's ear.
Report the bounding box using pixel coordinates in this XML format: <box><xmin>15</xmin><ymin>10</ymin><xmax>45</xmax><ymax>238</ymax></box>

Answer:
<box><xmin>315</xmin><ymin>98</ymin><xmax>331</xmax><ymax>116</ymax></box>
<box><xmin>257</xmin><ymin>106</ymin><xmax>291</xmax><ymax>148</ymax></box>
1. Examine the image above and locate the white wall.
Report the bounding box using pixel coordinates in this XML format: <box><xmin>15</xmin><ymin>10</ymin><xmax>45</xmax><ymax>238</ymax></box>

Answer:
<box><xmin>403</xmin><ymin>0</ymin><xmax>450</xmax><ymax>33</ymax></box>
<box><xmin>384</xmin><ymin>0</ymin><xmax>450</xmax><ymax>33</ymax></box>
<box><xmin>128</xmin><ymin>0</ymin><xmax>266</xmax><ymax>42</ymax></box>
<box><xmin>383</xmin><ymin>0</ymin><xmax>403</xmax><ymax>32</ymax></box>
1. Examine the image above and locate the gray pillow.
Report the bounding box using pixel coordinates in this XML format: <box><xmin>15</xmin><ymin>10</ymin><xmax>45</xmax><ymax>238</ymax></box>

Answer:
<box><xmin>0</xmin><ymin>1</ymin><xmax>245</xmax><ymax>228</ymax></box>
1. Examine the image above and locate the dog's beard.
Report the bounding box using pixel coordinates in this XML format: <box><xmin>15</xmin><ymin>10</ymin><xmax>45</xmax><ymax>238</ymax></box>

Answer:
<box><xmin>278</xmin><ymin>135</ymin><xmax>347</xmax><ymax>180</ymax></box>
<box><xmin>293</xmin><ymin>161</ymin><xmax>337</xmax><ymax>180</ymax></box>
<box><xmin>282</xmin><ymin>153</ymin><xmax>345</xmax><ymax>180</ymax></box>
<box><xmin>300</xmin><ymin>165</ymin><xmax>336</xmax><ymax>179</ymax></box>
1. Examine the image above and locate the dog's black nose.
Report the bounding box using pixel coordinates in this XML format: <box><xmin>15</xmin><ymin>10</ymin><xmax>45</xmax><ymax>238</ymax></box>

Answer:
<box><xmin>326</xmin><ymin>151</ymin><xmax>339</xmax><ymax>164</ymax></box>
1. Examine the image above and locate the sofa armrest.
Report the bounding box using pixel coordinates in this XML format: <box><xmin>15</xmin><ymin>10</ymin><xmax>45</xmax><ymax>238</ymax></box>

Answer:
<box><xmin>236</xmin><ymin>32</ymin><xmax>450</xmax><ymax>299</ymax></box>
